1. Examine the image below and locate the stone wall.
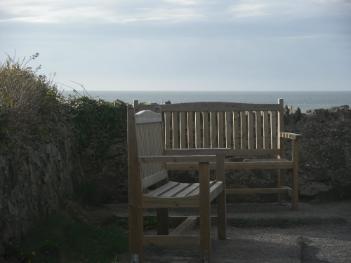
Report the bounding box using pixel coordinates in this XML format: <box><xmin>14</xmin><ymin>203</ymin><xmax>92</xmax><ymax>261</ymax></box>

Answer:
<box><xmin>0</xmin><ymin>137</ymin><xmax>76</xmax><ymax>255</ymax></box>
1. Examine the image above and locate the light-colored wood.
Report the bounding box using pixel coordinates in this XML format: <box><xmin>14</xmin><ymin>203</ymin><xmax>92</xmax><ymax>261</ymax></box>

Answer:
<box><xmin>216</xmin><ymin>154</ymin><xmax>226</xmax><ymax>240</ymax></box>
<box><xmin>129</xmin><ymin>106</ymin><xmax>226</xmax><ymax>260</ymax></box>
<box><xmin>271</xmin><ymin>111</ymin><xmax>278</xmax><ymax>150</ymax></box>
<box><xmin>248</xmin><ymin>111</ymin><xmax>255</xmax><ymax>150</ymax></box>
<box><xmin>203</xmin><ymin>112</ymin><xmax>210</xmax><ymax>148</ymax></box>
<box><xmin>210</xmin><ymin>112</ymin><xmax>217</xmax><ymax>148</ymax></box>
<box><xmin>233</xmin><ymin>111</ymin><xmax>240</xmax><ymax>150</ymax></box>
<box><xmin>165</xmin><ymin>159</ymin><xmax>294</xmax><ymax>171</ymax></box>
<box><xmin>171</xmin><ymin>216</ymin><xmax>198</xmax><ymax>235</ymax></box>
<box><xmin>180</xmin><ymin>112</ymin><xmax>187</xmax><ymax>148</ymax></box>
<box><xmin>141</xmin><ymin>101</ymin><xmax>281</xmax><ymax>112</ymax></box>
<box><xmin>218</xmin><ymin>112</ymin><xmax>225</xmax><ymax>147</ymax></box>
<box><xmin>199</xmin><ymin>162</ymin><xmax>211</xmax><ymax>260</ymax></box>
<box><xmin>195</xmin><ymin>112</ymin><xmax>202</xmax><ymax>148</ymax></box>
<box><xmin>165</xmin><ymin>112</ymin><xmax>171</xmax><ymax>149</ymax></box>
<box><xmin>263</xmin><ymin>111</ymin><xmax>270</xmax><ymax>149</ymax></box>
<box><xmin>172</xmin><ymin>112</ymin><xmax>179</xmax><ymax>148</ymax></box>
<box><xmin>280</xmin><ymin>132</ymin><xmax>302</xmax><ymax>140</ymax></box>
<box><xmin>240</xmin><ymin>111</ymin><xmax>248</xmax><ymax>149</ymax></box>
<box><xmin>225</xmin><ymin>112</ymin><xmax>233</xmax><ymax>148</ymax></box>
<box><xmin>226</xmin><ymin>186</ymin><xmax>292</xmax><ymax>195</ymax></box>
<box><xmin>256</xmin><ymin>111</ymin><xmax>263</xmax><ymax>149</ymax></box>
<box><xmin>127</xmin><ymin>106</ymin><xmax>144</xmax><ymax>261</ymax></box>
<box><xmin>188</xmin><ymin>112</ymin><xmax>195</xmax><ymax>148</ymax></box>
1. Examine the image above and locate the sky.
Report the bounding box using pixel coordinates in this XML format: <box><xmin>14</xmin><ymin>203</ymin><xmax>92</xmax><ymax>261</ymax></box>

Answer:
<box><xmin>0</xmin><ymin>0</ymin><xmax>350</xmax><ymax>91</ymax></box>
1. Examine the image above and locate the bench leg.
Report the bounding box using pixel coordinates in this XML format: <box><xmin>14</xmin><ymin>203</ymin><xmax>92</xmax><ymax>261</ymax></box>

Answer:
<box><xmin>199</xmin><ymin>163</ymin><xmax>211</xmax><ymax>261</ymax></box>
<box><xmin>129</xmin><ymin>205</ymin><xmax>144</xmax><ymax>262</ymax></box>
<box><xmin>217</xmin><ymin>191</ymin><xmax>226</xmax><ymax>240</ymax></box>
<box><xmin>157</xmin><ymin>208</ymin><xmax>169</xmax><ymax>235</ymax></box>
<box><xmin>292</xmin><ymin>166</ymin><xmax>299</xmax><ymax>210</ymax></box>
<box><xmin>277</xmin><ymin>169</ymin><xmax>283</xmax><ymax>203</ymax></box>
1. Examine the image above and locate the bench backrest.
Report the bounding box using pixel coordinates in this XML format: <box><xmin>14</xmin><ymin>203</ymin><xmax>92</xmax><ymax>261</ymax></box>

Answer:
<box><xmin>134</xmin><ymin>110</ymin><xmax>168</xmax><ymax>189</ymax></box>
<box><xmin>134</xmin><ymin>99</ymin><xmax>284</xmax><ymax>157</ymax></box>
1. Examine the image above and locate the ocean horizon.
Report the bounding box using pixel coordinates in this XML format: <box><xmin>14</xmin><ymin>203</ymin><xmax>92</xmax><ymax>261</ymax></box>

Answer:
<box><xmin>64</xmin><ymin>90</ymin><xmax>351</xmax><ymax>112</ymax></box>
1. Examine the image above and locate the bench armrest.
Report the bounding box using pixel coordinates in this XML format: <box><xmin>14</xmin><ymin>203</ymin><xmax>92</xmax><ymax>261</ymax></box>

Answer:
<box><xmin>280</xmin><ymin>132</ymin><xmax>302</xmax><ymax>141</ymax></box>
<box><xmin>139</xmin><ymin>155</ymin><xmax>217</xmax><ymax>163</ymax></box>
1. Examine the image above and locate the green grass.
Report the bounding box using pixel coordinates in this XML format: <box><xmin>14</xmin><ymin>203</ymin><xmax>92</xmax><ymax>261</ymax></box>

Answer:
<box><xmin>17</xmin><ymin>213</ymin><xmax>128</xmax><ymax>263</ymax></box>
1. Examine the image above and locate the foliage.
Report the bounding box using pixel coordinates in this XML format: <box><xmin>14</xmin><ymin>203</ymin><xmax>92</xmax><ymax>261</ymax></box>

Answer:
<box><xmin>0</xmin><ymin>54</ymin><xmax>68</xmax><ymax>147</ymax></box>
<box><xmin>16</xmin><ymin>213</ymin><xmax>128</xmax><ymax>263</ymax></box>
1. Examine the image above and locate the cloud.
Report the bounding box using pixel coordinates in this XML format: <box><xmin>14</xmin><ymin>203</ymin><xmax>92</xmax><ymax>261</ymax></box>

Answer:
<box><xmin>0</xmin><ymin>0</ymin><xmax>204</xmax><ymax>24</ymax></box>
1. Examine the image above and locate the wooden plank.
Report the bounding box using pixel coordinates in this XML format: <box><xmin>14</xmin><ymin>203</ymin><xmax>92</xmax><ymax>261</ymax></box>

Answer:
<box><xmin>177</xmin><ymin>183</ymin><xmax>199</xmax><ymax>197</ymax></box>
<box><xmin>226</xmin><ymin>186</ymin><xmax>292</xmax><ymax>195</ymax></box>
<box><xmin>233</xmin><ymin>112</ymin><xmax>240</xmax><ymax>150</ymax></box>
<box><xmin>218</xmin><ymin>112</ymin><xmax>225</xmax><ymax>147</ymax></box>
<box><xmin>225</xmin><ymin>112</ymin><xmax>233</xmax><ymax>149</ymax></box>
<box><xmin>256</xmin><ymin>111</ymin><xmax>263</xmax><ymax>149</ymax></box>
<box><xmin>210</xmin><ymin>112</ymin><xmax>217</xmax><ymax>148</ymax></box>
<box><xmin>180</xmin><ymin>112</ymin><xmax>187</xmax><ymax>148</ymax></box>
<box><xmin>240</xmin><ymin>111</ymin><xmax>248</xmax><ymax>149</ymax></box>
<box><xmin>153</xmin><ymin>102</ymin><xmax>281</xmax><ymax>112</ymax></box>
<box><xmin>171</xmin><ymin>216</ymin><xmax>198</xmax><ymax>235</ymax></box>
<box><xmin>199</xmin><ymin>162</ymin><xmax>211</xmax><ymax>260</ymax></box>
<box><xmin>161</xmin><ymin>183</ymin><xmax>190</xmax><ymax>197</ymax></box>
<box><xmin>195</xmin><ymin>112</ymin><xmax>202</xmax><ymax>148</ymax></box>
<box><xmin>127</xmin><ymin>106</ymin><xmax>144</xmax><ymax>260</ymax></box>
<box><xmin>165</xmin><ymin>112</ymin><xmax>171</xmax><ymax>149</ymax></box>
<box><xmin>146</xmin><ymin>181</ymin><xmax>179</xmax><ymax>197</ymax></box>
<box><xmin>188</xmin><ymin>112</ymin><xmax>195</xmax><ymax>148</ymax></box>
<box><xmin>172</xmin><ymin>112</ymin><xmax>179</xmax><ymax>148</ymax></box>
<box><xmin>263</xmin><ymin>111</ymin><xmax>270</xmax><ymax>149</ymax></box>
<box><xmin>216</xmin><ymin>154</ymin><xmax>226</xmax><ymax>240</ymax></box>
<box><xmin>203</xmin><ymin>112</ymin><xmax>210</xmax><ymax>148</ymax></box>
<box><xmin>277</xmin><ymin>98</ymin><xmax>284</xmax><ymax>152</ymax></box>
<box><xmin>248</xmin><ymin>111</ymin><xmax>255</xmax><ymax>150</ymax></box>
<box><xmin>271</xmin><ymin>111</ymin><xmax>278</xmax><ymax>150</ymax></box>
<box><xmin>142</xmin><ymin>170</ymin><xmax>168</xmax><ymax>189</ymax></box>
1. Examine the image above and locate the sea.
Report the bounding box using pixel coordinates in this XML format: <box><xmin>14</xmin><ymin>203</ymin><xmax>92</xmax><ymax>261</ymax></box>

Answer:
<box><xmin>66</xmin><ymin>90</ymin><xmax>351</xmax><ymax>112</ymax></box>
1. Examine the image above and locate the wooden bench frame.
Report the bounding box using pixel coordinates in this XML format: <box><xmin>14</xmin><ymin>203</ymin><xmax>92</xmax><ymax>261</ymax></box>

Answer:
<box><xmin>134</xmin><ymin>99</ymin><xmax>301</xmax><ymax>210</ymax></box>
<box><xmin>127</xmin><ymin>106</ymin><xmax>226</xmax><ymax>262</ymax></box>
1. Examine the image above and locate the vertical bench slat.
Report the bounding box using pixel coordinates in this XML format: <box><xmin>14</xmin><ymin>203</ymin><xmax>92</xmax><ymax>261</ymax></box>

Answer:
<box><xmin>188</xmin><ymin>112</ymin><xmax>195</xmax><ymax>148</ymax></box>
<box><xmin>173</xmin><ymin>112</ymin><xmax>179</xmax><ymax>148</ymax></box>
<box><xmin>263</xmin><ymin>111</ymin><xmax>270</xmax><ymax>149</ymax></box>
<box><xmin>248</xmin><ymin>111</ymin><xmax>255</xmax><ymax>150</ymax></box>
<box><xmin>203</xmin><ymin>112</ymin><xmax>210</xmax><ymax>148</ymax></box>
<box><xmin>256</xmin><ymin>111</ymin><xmax>263</xmax><ymax>149</ymax></box>
<box><xmin>233</xmin><ymin>112</ymin><xmax>240</xmax><ymax>150</ymax></box>
<box><xmin>218</xmin><ymin>112</ymin><xmax>225</xmax><ymax>147</ymax></box>
<box><xmin>278</xmin><ymin>99</ymin><xmax>284</xmax><ymax>152</ymax></box>
<box><xmin>210</xmin><ymin>112</ymin><xmax>218</xmax><ymax>148</ymax></box>
<box><xmin>195</xmin><ymin>112</ymin><xmax>202</xmax><ymax>148</ymax></box>
<box><xmin>240</xmin><ymin>111</ymin><xmax>248</xmax><ymax>149</ymax></box>
<box><xmin>271</xmin><ymin>111</ymin><xmax>278</xmax><ymax>150</ymax></box>
<box><xmin>165</xmin><ymin>112</ymin><xmax>171</xmax><ymax>149</ymax></box>
<box><xmin>225</xmin><ymin>112</ymin><xmax>233</xmax><ymax>148</ymax></box>
<box><xmin>180</xmin><ymin>112</ymin><xmax>187</xmax><ymax>148</ymax></box>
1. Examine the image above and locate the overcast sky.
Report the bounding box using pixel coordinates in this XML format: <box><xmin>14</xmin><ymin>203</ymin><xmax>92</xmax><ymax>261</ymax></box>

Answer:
<box><xmin>0</xmin><ymin>0</ymin><xmax>350</xmax><ymax>91</ymax></box>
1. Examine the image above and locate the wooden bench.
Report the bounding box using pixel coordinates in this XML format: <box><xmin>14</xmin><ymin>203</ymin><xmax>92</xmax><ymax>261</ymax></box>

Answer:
<box><xmin>127</xmin><ymin>106</ymin><xmax>226</xmax><ymax>262</ymax></box>
<box><xmin>134</xmin><ymin>99</ymin><xmax>301</xmax><ymax>209</ymax></box>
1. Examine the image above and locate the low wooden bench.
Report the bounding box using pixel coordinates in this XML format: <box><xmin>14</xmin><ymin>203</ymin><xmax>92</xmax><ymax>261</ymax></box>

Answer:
<box><xmin>134</xmin><ymin>99</ymin><xmax>301</xmax><ymax>209</ymax></box>
<box><xmin>127</xmin><ymin>106</ymin><xmax>226</xmax><ymax>262</ymax></box>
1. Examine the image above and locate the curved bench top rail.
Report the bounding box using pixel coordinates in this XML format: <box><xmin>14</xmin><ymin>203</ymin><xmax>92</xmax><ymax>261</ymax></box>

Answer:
<box><xmin>135</xmin><ymin>101</ymin><xmax>282</xmax><ymax>112</ymax></box>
